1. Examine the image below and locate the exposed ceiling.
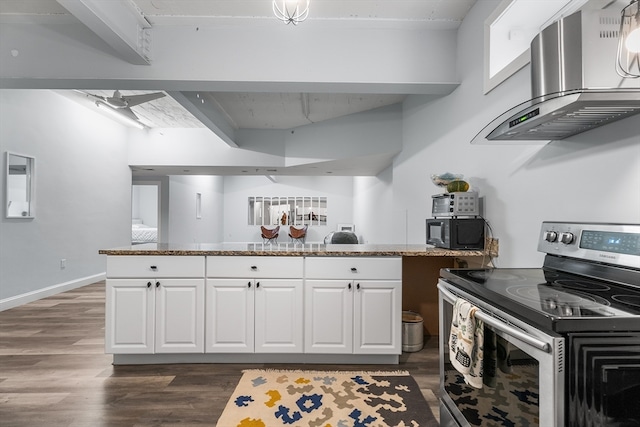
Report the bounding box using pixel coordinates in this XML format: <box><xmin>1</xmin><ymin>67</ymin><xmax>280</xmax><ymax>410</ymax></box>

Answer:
<box><xmin>0</xmin><ymin>0</ymin><xmax>476</xmax><ymax>130</ymax></box>
<box><xmin>2</xmin><ymin>1</ymin><xmax>620</xmax><ymax>177</ymax></box>
<box><xmin>0</xmin><ymin>0</ymin><xmax>482</xmax><ymax>176</ymax></box>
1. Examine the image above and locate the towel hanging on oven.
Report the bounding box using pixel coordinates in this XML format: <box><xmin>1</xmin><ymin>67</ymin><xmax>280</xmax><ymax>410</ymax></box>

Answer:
<box><xmin>449</xmin><ymin>298</ymin><xmax>485</xmax><ymax>388</ymax></box>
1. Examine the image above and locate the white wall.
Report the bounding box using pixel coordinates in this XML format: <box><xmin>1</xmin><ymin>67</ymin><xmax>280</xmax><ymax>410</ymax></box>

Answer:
<box><xmin>353</xmin><ymin>166</ymin><xmax>395</xmax><ymax>244</ymax></box>
<box><xmin>132</xmin><ymin>185</ymin><xmax>158</xmax><ymax>227</ymax></box>
<box><xmin>393</xmin><ymin>0</ymin><xmax>640</xmax><ymax>267</ymax></box>
<box><xmin>0</xmin><ymin>89</ymin><xmax>132</xmax><ymax>302</ymax></box>
<box><xmin>223</xmin><ymin>176</ymin><xmax>354</xmax><ymax>243</ymax></box>
<box><xmin>168</xmin><ymin>175</ymin><xmax>224</xmax><ymax>244</ymax></box>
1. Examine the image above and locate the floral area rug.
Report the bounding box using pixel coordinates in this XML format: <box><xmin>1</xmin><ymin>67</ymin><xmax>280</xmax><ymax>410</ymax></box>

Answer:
<box><xmin>216</xmin><ymin>369</ymin><xmax>438</xmax><ymax>427</ymax></box>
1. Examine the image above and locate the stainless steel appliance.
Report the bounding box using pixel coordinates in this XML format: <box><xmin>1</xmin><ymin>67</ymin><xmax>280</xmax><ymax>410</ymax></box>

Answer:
<box><xmin>426</xmin><ymin>218</ymin><xmax>485</xmax><ymax>250</ymax></box>
<box><xmin>438</xmin><ymin>222</ymin><xmax>640</xmax><ymax>427</ymax></box>
<box><xmin>432</xmin><ymin>192</ymin><xmax>479</xmax><ymax>217</ymax></box>
<box><xmin>473</xmin><ymin>9</ymin><xmax>640</xmax><ymax>143</ymax></box>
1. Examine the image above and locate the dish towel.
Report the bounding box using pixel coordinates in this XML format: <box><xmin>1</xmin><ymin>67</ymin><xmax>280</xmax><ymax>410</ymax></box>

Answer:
<box><xmin>449</xmin><ymin>298</ymin><xmax>485</xmax><ymax>388</ymax></box>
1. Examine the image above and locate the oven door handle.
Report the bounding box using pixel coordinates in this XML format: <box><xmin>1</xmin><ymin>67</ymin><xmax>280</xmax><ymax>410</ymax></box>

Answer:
<box><xmin>438</xmin><ymin>283</ymin><xmax>551</xmax><ymax>353</ymax></box>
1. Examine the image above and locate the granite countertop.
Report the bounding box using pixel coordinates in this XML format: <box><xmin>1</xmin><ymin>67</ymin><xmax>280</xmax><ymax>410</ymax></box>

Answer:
<box><xmin>99</xmin><ymin>243</ymin><xmax>490</xmax><ymax>257</ymax></box>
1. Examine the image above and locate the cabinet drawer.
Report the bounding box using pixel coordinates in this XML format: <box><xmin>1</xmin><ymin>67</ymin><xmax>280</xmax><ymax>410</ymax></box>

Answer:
<box><xmin>305</xmin><ymin>257</ymin><xmax>401</xmax><ymax>280</ymax></box>
<box><xmin>207</xmin><ymin>256</ymin><xmax>303</xmax><ymax>278</ymax></box>
<box><xmin>107</xmin><ymin>256</ymin><xmax>205</xmax><ymax>278</ymax></box>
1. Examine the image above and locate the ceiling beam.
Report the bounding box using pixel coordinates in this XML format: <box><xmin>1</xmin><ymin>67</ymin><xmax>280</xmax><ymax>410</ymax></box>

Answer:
<box><xmin>168</xmin><ymin>91</ymin><xmax>238</xmax><ymax>147</ymax></box>
<box><xmin>0</xmin><ymin>16</ymin><xmax>460</xmax><ymax>92</ymax></box>
<box><xmin>56</xmin><ymin>0</ymin><xmax>151</xmax><ymax>65</ymax></box>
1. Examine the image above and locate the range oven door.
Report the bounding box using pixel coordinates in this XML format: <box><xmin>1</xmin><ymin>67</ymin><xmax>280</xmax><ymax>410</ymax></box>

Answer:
<box><xmin>438</xmin><ymin>280</ymin><xmax>565</xmax><ymax>427</ymax></box>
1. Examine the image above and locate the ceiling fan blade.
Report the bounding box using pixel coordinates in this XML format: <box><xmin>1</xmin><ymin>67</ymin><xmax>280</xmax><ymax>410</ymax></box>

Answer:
<box><xmin>118</xmin><ymin>107</ymin><xmax>140</xmax><ymax>121</ymax></box>
<box><xmin>76</xmin><ymin>90</ymin><xmax>107</xmax><ymax>103</ymax></box>
<box><xmin>123</xmin><ymin>92</ymin><xmax>166</xmax><ymax>107</ymax></box>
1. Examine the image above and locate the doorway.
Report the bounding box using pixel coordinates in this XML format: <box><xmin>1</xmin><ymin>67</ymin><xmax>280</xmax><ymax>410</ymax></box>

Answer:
<box><xmin>131</xmin><ymin>183</ymin><xmax>160</xmax><ymax>244</ymax></box>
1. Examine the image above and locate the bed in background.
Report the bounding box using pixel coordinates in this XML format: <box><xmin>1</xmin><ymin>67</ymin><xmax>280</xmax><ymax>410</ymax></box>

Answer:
<box><xmin>131</xmin><ymin>218</ymin><xmax>157</xmax><ymax>244</ymax></box>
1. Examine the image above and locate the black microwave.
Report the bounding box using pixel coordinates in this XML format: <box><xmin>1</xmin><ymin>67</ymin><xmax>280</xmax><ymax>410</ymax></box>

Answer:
<box><xmin>426</xmin><ymin>218</ymin><xmax>485</xmax><ymax>250</ymax></box>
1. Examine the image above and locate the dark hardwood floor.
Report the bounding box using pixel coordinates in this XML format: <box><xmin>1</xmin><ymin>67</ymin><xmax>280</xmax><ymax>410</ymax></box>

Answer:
<box><xmin>0</xmin><ymin>281</ymin><xmax>441</xmax><ymax>426</ymax></box>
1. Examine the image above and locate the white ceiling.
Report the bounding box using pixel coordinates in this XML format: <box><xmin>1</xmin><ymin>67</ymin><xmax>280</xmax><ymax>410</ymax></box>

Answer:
<box><xmin>0</xmin><ymin>0</ymin><xmax>477</xmax><ymax>130</ymax></box>
<box><xmin>0</xmin><ymin>0</ymin><xmax>477</xmax><ymax>23</ymax></box>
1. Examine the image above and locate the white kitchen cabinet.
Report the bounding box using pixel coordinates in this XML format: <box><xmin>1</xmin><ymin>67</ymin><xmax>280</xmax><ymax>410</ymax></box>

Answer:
<box><xmin>155</xmin><ymin>279</ymin><xmax>204</xmax><ymax>353</ymax></box>
<box><xmin>105</xmin><ymin>279</ymin><xmax>155</xmax><ymax>354</ymax></box>
<box><xmin>305</xmin><ymin>280</ymin><xmax>353</xmax><ymax>353</ymax></box>
<box><xmin>305</xmin><ymin>257</ymin><xmax>402</xmax><ymax>355</ymax></box>
<box><xmin>353</xmin><ymin>280</ymin><xmax>401</xmax><ymax>354</ymax></box>
<box><xmin>254</xmin><ymin>279</ymin><xmax>303</xmax><ymax>353</ymax></box>
<box><xmin>205</xmin><ymin>278</ymin><xmax>255</xmax><ymax>352</ymax></box>
<box><xmin>104</xmin><ymin>254</ymin><xmax>402</xmax><ymax>362</ymax></box>
<box><xmin>205</xmin><ymin>257</ymin><xmax>304</xmax><ymax>353</ymax></box>
<box><xmin>105</xmin><ymin>256</ymin><xmax>205</xmax><ymax>354</ymax></box>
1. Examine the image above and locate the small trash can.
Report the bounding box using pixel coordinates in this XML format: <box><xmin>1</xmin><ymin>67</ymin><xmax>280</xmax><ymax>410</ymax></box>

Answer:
<box><xmin>402</xmin><ymin>311</ymin><xmax>424</xmax><ymax>352</ymax></box>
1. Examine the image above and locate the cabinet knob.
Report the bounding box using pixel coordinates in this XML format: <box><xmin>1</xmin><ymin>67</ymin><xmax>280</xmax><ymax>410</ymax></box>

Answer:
<box><xmin>256</xmin><ymin>282</ymin><xmax>260</xmax><ymax>288</ymax></box>
<box><xmin>156</xmin><ymin>281</ymin><xmax>160</xmax><ymax>288</ymax></box>
<box><xmin>348</xmin><ymin>283</ymin><xmax>352</xmax><ymax>289</ymax></box>
<box><xmin>356</xmin><ymin>283</ymin><xmax>360</xmax><ymax>290</ymax></box>
<box><xmin>248</xmin><ymin>281</ymin><xmax>252</xmax><ymax>288</ymax></box>
<box><xmin>150</xmin><ymin>265</ymin><xmax>157</xmax><ymax>271</ymax></box>
<box><xmin>147</xmin><ymin>281</ymin><xmax>152</xmax><ymax>288</ymax></box>
<box><xmin>351</xmin><ymin>267</ymin><xmax>357</xmax><ymax>272</ymax></box>
<box><xmin>251</xmin><ymin>265</ymin><xmax>258</xmax><ymax>270</ymax></box>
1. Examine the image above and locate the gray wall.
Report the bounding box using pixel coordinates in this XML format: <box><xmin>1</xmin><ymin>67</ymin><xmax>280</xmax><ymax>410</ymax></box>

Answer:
<box><xmin>0</xmin><ymin>90</ymin><xmax>132</xmax><ymax>305</ymax></box>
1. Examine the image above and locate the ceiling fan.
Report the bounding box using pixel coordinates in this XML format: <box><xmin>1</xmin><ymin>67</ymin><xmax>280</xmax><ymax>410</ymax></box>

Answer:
<box><xmin>81</xmin><ymin>90</ymin><xmax>166</xmax><ymax>122</ymax></box>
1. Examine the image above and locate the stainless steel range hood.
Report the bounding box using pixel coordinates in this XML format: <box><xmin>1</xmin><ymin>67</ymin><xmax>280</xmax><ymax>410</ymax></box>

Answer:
<box><xmin>473</xmin><ymin>8</ymin><xmax>640</xmax><ymax>144</ymax></box>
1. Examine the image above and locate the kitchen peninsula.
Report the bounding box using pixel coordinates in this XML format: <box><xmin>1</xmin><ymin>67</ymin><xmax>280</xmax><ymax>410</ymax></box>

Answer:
<box><xmin>99</xmin><ymin>243</ymin><xmax>493</xmax><ymax>365</ymax></box>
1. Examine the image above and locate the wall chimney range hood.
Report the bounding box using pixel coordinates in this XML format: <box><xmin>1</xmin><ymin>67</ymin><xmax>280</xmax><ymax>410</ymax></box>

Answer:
<box><xmin>473</xmin><ymin>8</ymin><xmax>640</xmax><ymax>144</ymax></box>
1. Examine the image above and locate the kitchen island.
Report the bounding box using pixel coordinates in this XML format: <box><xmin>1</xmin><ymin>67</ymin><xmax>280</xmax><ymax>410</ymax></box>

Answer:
<box><xmin>100</xmin><ymin>243</ymin><xmax>493</xmax><ymax>365</ymax></box>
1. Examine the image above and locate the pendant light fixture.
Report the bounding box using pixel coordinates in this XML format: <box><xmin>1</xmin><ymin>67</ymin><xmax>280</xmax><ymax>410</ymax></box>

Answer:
<box><xmin>273</xmin><ymin>0</ymin><xmax>310</xmax><ymax>25</ymax></box>
<box><xmin>617</xmin><ymin>0</ymin><xmax>640</xmax><ymax>77</ymax></box>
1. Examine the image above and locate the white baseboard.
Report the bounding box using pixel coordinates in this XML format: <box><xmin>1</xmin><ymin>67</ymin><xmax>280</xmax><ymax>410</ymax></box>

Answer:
<box><xmin>112</xmin><ymin>353</ymin><xmax>400</xmax><ymax>365</ymax></box>
<box><xmin>0</xmin><ymin>273</ymin><xmax>106</xmax><ymax>312</ymax></box>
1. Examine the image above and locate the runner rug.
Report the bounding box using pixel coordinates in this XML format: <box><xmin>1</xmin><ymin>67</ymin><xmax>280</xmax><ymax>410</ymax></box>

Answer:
<box><xmin>216</xmin><ymin>369</ymin><xmax>438</xmax><ymax>427</ymax></box>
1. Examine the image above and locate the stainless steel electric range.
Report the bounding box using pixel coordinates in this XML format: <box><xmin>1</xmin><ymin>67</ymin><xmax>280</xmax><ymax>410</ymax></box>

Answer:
<box><xmin>437</xmin><ymin>222</ymin><xmax>640</xmax><ymax>427</ymax></box>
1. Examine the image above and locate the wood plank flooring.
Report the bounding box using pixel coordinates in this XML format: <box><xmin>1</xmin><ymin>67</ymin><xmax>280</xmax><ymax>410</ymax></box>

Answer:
<box><xmin>0</xmin><ymin>281</ymin><xmax>441</xmax><ymax>426</ymax></box>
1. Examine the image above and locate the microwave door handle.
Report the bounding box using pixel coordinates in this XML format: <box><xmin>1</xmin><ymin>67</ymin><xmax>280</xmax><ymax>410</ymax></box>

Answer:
<box><xmin>437</xmin><ymin>283</ymin><xmax>551</xmax><ymax>353</ymax></box>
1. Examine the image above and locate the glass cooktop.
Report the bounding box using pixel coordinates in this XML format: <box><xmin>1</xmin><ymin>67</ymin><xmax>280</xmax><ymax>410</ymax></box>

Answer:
<box><xmin>440</xmin><ymin>267</ymin><xmax>640</xmax><ymax>333</ymax></box>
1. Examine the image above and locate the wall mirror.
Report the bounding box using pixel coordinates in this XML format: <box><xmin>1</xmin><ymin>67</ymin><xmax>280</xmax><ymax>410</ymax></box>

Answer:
<box><xmin>6</xmin><ymin>152</ymin><xmax>35</xmax><ymax>218</ymax></box>
<box><xmin>248</xmin><ymin>196</ymin><xmax>327</xmax><ymax>226</ymax></box>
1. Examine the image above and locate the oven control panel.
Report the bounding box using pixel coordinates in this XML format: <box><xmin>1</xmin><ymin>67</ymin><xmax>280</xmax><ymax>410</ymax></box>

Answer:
<box><xmin>538</xmin><ymin>222</ymin><xmax>640</xmax><ymax>269</ymax></box>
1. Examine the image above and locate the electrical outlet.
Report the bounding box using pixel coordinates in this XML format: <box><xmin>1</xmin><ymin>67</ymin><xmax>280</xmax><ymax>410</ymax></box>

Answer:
<box><xmin>60</xmin><ymin>259</ymin><xmax>66</xmax><ymax>269</ymax></box>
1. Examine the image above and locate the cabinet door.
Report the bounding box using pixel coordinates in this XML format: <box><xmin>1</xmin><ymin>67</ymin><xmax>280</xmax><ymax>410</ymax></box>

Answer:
<box><xmin>304</xmin><ymin>280</ymin><xmax>353</xmax><ymax>354</ymax></box>
<box><xmin>105</xmin><ymin>279</ymin><xmax>155</xmax><ymax>354</ymax></box>
<box><xmin>205</xmin><ymin>279</ymin><xmax>255</xmax><ymax>353</ymax></box>
<box><xmin>353</xmin><ymin>280</ymin><xmax>401</xmax><ymax>354</ymax></box>
<box><xmin>155</xmin><ymin>279</ymin><xmax>205</xmax><ymax>353</ymax></box>
<box><xmin>254</xmin><ymin>279</ymin><xmax>303</xmax><ymax>353</ymax></box>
